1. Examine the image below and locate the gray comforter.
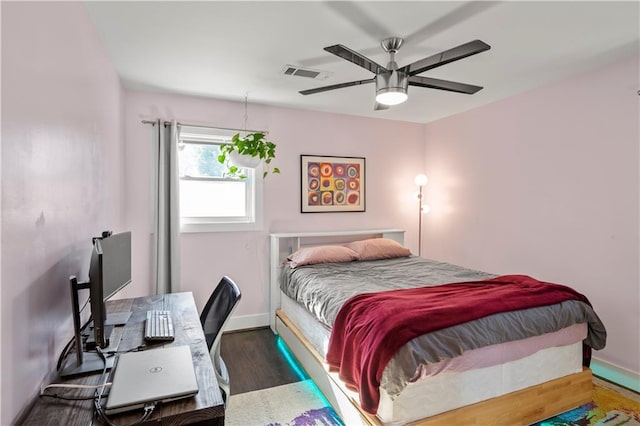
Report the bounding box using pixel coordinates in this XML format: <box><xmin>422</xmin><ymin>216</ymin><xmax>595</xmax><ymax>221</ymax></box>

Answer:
<box><xmin>281</xmin><ymin>256</ymin><xmax>606</xmax><ymax>398</ymax></box>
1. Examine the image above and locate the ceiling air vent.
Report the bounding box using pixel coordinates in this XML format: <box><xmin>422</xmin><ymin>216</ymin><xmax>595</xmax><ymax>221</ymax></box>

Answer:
<box><xmin>281</xmin><ymin>65</ymin><xmax>331</xmax><ymax>80</ymax></box>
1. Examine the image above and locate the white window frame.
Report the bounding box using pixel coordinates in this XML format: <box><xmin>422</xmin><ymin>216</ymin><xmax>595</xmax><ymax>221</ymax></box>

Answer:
<box><xmin>178</xmin><ymin>126</ymin><xmax>263</xmax><ymax>233</ymax></box>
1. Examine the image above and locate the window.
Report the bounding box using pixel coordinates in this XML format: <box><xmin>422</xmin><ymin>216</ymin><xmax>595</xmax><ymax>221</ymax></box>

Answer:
<box><xmin>178</xmin><ymin>126</ymin><xmax>263</xmax><ymax>233</ymax></box>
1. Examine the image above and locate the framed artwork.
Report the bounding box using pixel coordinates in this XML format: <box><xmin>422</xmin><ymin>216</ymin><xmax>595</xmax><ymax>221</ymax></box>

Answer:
<box><xmin>300</xmin><ymin>155</ymin><xmax>366</xmax><ymax>213</ymax></box>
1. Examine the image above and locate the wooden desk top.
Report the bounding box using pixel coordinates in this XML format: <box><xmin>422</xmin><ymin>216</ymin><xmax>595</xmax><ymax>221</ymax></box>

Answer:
<box><xmin>23</xmin><ymin>292</ymin><xmax>225</xmax><ymax>426</ymax></box>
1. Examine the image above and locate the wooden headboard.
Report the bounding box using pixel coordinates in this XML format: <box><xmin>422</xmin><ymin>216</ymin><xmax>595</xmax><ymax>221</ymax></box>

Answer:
<box><xmin>268</xmin><ymin>229</ymin><xmax>405</xmax><ymax>331</ymax></box>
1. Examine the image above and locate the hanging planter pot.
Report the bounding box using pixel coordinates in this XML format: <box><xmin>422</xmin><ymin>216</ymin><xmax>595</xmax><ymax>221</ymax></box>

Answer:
<box><xmin>218</xmin><ymin>132</ymin><xmax>280</xmax><ymax>179</ymax></box>
<box><xmin>228</xmin><ymin>150</ymin><xmax>262</xmax><ymax>169</ymax></box>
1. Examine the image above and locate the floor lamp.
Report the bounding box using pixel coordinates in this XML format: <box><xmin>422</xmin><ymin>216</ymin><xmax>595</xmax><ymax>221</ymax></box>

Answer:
<box><xmin>414</xmin><ymin>174</ymin><xmax>428</xmax><ymax>257</ymax></box>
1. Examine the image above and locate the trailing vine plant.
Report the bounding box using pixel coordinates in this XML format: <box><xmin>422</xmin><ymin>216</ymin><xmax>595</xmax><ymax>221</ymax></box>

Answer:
<box><xmin>217</xmin><ymin>132</ymin><xmax>280</xmax><ymax>179</ymax></box>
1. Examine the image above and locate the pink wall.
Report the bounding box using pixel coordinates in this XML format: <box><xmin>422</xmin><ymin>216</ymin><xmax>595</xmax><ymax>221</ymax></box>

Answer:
<box><xmin>1</xmin><ymin>3</ymin><xmax>124</xmax><ymax>424</ymax></box>
<box><xmin>3</xmin><ymin>3</ymin><xmax>635</xmax><ymax>421</ymax></box>
<box><xmin>422</xmin><ymin>55</ymin><xmax>640</xmax><ymax>376</ymax></box>
<box><xmin>123</xmin><ymin>91</ymin><xmax>425</xmax><ymax>318</ymax></box>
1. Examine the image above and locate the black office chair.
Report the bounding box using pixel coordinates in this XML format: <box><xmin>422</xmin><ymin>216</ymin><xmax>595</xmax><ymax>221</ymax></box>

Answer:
<box><xmin>200</xmin><ymin>276</ymin><xmax>241</xmax><ymax>404</ymax></box>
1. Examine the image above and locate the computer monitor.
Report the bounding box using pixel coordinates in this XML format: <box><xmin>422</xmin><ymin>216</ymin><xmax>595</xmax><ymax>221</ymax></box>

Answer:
<box><xmin>89</xmin><ymin>231</ymin><xmax>132</xmax><ymax>349</ymax></box>
<box><xmin>100</xmin><ymin>231</ymin><xmax>133</xmax><ymax>327</ymax></box>
<box><xmin>61</xmin><ymin>231</ymin><xmax>132</xmax><ymax>377</ymax></box>
<box><xmin>88</xmin><ymin>238</ymin><xmax>108</xmax><ymax>349</ymax></box>
<box><xmin>101</xmin><ymin>231</ymin><xmax>132</xmax><ymax>300</ymax></box>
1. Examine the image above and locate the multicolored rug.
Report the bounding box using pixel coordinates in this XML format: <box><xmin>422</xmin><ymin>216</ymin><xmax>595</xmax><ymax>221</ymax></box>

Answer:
<box><xmin>534</xmin><ymin>384</ymin><xmax>640</xmax><ymax>426</ymax></box>
<box><xmin>225</xmin><ymin>379</ymin><xmax>344</xmax><ymax>426</ymax></box>
<box><xmin>226</xmin><ymin>381</ymin><xmax>639</xmax><ymax>426</ymax></box>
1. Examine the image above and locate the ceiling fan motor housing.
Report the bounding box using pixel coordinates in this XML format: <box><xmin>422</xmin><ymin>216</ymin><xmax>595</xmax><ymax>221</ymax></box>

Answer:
<box><xmin>376</xmin><ymin>71</ymin><xmax>409</xmax><ymax>105</ymax></box>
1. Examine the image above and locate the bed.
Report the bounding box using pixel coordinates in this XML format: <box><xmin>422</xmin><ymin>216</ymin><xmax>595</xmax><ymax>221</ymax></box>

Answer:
<box><xmin>269</xmin><ymin>229</ymin><xmax>606</xmax><ymax>425</ymax></box>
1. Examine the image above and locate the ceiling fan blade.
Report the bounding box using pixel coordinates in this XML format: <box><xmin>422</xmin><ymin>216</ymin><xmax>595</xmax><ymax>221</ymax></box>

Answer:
<box><xmin>408</xmin><ymin>75</ymin><xmax>483</xmax><ymax>94</ymax></box>
<box><xmin>300</xmin><ymin>46</ymin><xmax>380</xmax><ymax>68</ymax></box>
<box><xmin>300</xmin><ymin>78</ymin><xmax>375</xmax><ymax>95</ymax></box>
<box><xmin>374</xmin><ymin>102</ymin><xmax>390</xmax><ymax>111</ymax></box>
<box><xmin>324</xmin><ymin>44</ymin><xmax>388</xmax><ymax>74</ymax></box>
<box><xmin>400</xmin><ymin>39</ymin><xmax>490</xmax><ymax>76</ymax></box>
<box><xmin>325</xmin><ymin>2</ymin><xmax>392</xmax><ymax>41</ymax></box>
<box><xmin>403</xmin><ymin>3</ymin><xmax>500</xmax><ymax>44</ymax></box>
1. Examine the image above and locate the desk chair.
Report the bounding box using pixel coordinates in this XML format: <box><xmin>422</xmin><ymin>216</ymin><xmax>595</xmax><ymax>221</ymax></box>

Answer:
<box><xmin>200</xmin><ymin>276</ymin><xmax>241</xmax><ymax>404</ymax></box>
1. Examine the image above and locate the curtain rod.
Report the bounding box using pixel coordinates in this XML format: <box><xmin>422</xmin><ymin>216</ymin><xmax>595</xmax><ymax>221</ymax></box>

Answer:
<box><xmin>141</xmin><ymin>119</ymin><xmax>267</xmax><ymax>135</ymax></box>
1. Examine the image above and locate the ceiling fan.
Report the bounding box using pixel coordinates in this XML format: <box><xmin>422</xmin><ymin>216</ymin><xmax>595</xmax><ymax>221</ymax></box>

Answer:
<box><xmin>300</xmin><ymin>38</ymin><xmax>490</xmax><ymax>110</ymax></box>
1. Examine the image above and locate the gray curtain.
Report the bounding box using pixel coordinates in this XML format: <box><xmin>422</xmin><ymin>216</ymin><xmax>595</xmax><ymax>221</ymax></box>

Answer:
<box><xmin>152</xmin><ymin>119</ymin><xmax>181</xmax><ymax>294</ymax></box>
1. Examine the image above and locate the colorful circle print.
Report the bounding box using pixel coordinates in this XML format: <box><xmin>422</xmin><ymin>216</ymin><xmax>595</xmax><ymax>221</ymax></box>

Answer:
<box><xmin>321</xmin><ymin>178</ymin><xmax>332</xmax><ymax>189</ymax></box>
<box><xmin>308</xmin><ymin>192</ymin><xmax>321</xmax><ymax>206</ymax></box>
<box><xmin>346</xmin><ymin>165</ymin><xmax>359</xmax><ymax>178</ymax></box>
<box><xmin>347</xmin><ymin>178</ymin><xmax>359</xmax><ymax>191</ymax></box>
<box><xmin>334</xmin><ymin>164</ymin><xmax>346</xmax><ymax>177</ymax></box>
<box><xmin>321</xmin><ymin>191</ymin><xmax>333</xmax><ymax>205</ymax></box>
<box><xmin>320</xmin><ymin>163</ymin><xmax>333</xmax><ymax>177</ymax></box>
<box><xmin>334</xmin><ymin>191</ymin><xmax>346</xmax><ymax>204</ymax></box>
<box><xmin>334</xmin><ymin>179</ymin><xmax>345</xmax><ymax>191</ymax></box>
<box><xmin>308</xmin><ymin>178</ymin><xmax>319</xmax><ymax>190</ymax></box>
<box><xmin>308</xmin><ymin>163</ymin><xmax>320</xmax><ymax>177</ymax></box>
<box><xmin>347</xmin><ymin>193</ymin><xmax>359</xmax><ymax>205</ymax></box>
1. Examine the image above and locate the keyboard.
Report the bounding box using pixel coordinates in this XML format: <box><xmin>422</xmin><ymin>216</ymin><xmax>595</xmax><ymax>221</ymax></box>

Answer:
<box><xmin>144</xmin><ymin>310</ymin><xmax>175</xmax><ymax>342</ymax></box>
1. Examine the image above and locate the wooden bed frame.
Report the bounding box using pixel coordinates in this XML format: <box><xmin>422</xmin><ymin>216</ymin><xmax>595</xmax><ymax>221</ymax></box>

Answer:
<box><xmin>269</xmin><ymin>229</ymin><xmax>593</xmax><ymax>425</ymax></box>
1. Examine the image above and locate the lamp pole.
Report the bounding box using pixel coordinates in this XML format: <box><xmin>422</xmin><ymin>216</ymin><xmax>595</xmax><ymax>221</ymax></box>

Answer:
<box><xmin>417</xmin><ymin>185</ymin><xmax>423</xmax><ymax>256</ymax></box>
<box><xmin>414</xmin><ymin>174</ymin><xmax>428</xmax><ymax>257</ymax></box>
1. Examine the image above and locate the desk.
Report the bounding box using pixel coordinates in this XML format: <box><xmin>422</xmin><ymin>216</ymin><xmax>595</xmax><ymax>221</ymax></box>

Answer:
<box><xmin>23</xmin><ymin>292</ymin><xmax>225</xmax><ymax>425</ymax></box>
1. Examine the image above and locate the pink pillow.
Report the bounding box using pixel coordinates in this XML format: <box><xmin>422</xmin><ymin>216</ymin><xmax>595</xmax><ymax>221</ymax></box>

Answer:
<box><xmin>287</xmin><ymin>245</ymin><xmax>360</xmax><ymax>268</ymax></box>
<box><xmin>343</xmin><ymin>238</ymin><xmax>411</xmax><ymax>261</ymax></box>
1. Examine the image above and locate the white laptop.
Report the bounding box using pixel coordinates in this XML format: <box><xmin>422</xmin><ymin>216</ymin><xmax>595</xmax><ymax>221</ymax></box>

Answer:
<box><xmin>105</xmin><ymin>345</ymin><xmax>199</xmax><ymax>414</ymax></box>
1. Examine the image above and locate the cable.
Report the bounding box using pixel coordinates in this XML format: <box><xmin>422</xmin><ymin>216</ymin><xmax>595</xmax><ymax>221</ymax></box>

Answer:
<box><xmin>55</xmin><ymin>337</ymin><xmax>76</xmax><ymax>372</ymax></box>
<box><xmin>78</xmin><ymin>294</ymin><xmax>91</xmax><ymax>315</ymax></box>
<box><xmin>49</xmin><ymin>330</ymin><xmax>156</xmax><ymax>425</ymax></box>
<box><xmin>39</xmin><ymin>377</ymin><xmax>111</xmax><ymax>402</ymax></box>
<box><xmin>94</xmin><ymin>399</ymin><xmax>156</xmax><ymax>426</ymax></box>
<box><xmin>93</xmin><ymin>347</ymin><xmax>157</xmax><ymax>426</ymax></box>
<box><xmin>40</xmin><ymin>393</ymin><xmax>96</xmax><ymax>401</ymax></box>
<box><xmin>41</xmin><ymin>382</ymin><xmax>112</xmax><ymax>394</ymax></box>
<box><xmin>103</xmin><ymin>345</ymin><xmax>147</xmax><ymax>356</ymax></box>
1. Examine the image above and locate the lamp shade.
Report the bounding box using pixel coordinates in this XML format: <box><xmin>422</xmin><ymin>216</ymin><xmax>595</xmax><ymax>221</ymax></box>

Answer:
<box><xmin>414</xmin><ymin>174</ymin><xmax>428</xmax><ymax>187</ymax></box>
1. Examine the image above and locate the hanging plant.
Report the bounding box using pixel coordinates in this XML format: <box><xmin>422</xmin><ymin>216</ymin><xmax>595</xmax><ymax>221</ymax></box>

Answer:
<box><xmin>217</xmin><ymin>132</ymin><xmax>280</xmax><ymax>179</ymax></box>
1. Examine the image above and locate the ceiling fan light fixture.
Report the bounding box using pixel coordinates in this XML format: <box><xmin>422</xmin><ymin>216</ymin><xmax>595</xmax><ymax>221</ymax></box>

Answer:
<box><xmin>375</xmin><ymin>71</ymin><xmax>409</xmax><ymax>106</ymax></box>
<box><xmin>376</xmin><ymin>89</ymin><xmax>408</xmax><ymax>106</ymax></box>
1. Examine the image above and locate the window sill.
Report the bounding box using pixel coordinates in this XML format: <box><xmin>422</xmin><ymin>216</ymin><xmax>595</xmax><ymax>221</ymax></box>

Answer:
<box><xmin>180</xmin><ymin>221</ymin><xmax>263</xmax><ymax>233</ymax></box>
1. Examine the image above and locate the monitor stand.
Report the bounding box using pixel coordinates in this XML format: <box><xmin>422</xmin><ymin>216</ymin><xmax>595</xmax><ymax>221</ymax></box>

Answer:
<box><xmin>60</xmin><ymin>276</ymin><xmax>120</xmax><ymax>378</ymax></box>
<box><xmin>60</xmin><ymin>350</ymin><xmax>116</xmax><ymax>377</ymax></box>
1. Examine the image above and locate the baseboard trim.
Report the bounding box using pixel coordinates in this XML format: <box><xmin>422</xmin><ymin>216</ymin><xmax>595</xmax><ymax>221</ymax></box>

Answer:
<box><xmin>591</xmin><ymin>357</ymin><xmax>640</xmax><ymax>393</ymax></box>
<box><xmin>226</xmin><ymin>313</ymin><xmax>269</xmax><ymax>332</ymax></box>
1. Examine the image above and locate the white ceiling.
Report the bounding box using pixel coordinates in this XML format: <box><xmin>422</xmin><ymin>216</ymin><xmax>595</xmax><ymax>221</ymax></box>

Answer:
<box><xmin>85</xmin><ymin>1</ymin><xmax>639</xmax><ymax>124</ymax></box>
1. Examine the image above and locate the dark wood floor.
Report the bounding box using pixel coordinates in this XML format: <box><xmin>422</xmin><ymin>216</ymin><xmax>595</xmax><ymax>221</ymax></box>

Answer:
<box><xmin>220</xmin><ymin>327</ymin><xmax>302</xmax><ymax>395</ymax></box>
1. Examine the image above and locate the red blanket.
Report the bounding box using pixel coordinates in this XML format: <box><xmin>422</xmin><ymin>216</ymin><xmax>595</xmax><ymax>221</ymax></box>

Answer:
<box><xmin>325</xmin><ymin>274</ymin><xmax>592</xmax><ymax>415</ymax></box>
